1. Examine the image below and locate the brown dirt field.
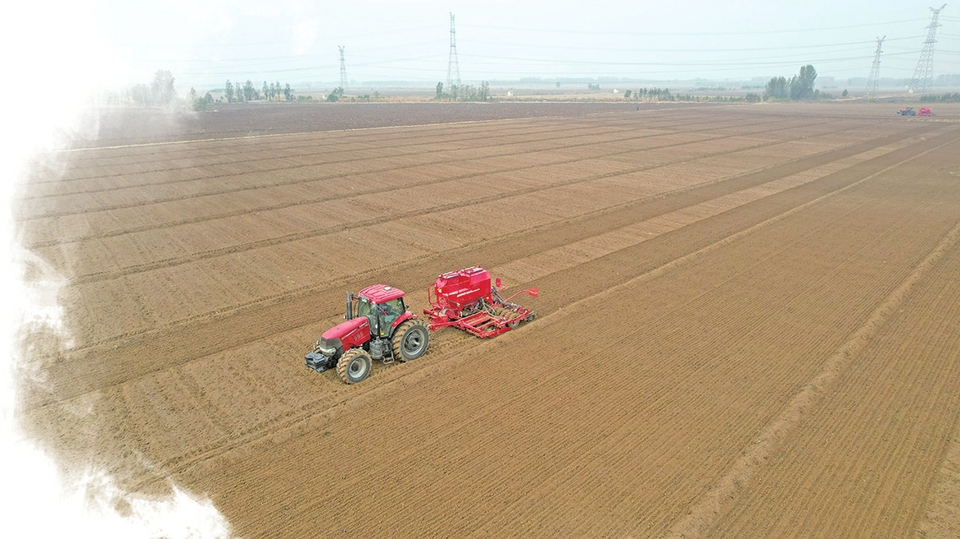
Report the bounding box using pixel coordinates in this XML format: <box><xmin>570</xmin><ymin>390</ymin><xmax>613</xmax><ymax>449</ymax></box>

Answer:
<box><xmin>15</xmin><ymin>101</ymin><xmax>960</xmax><ymax>537</ymax></box>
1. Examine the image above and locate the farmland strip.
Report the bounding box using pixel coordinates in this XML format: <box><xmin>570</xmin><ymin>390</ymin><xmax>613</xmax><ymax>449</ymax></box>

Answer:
<box><xmin>22</xmin><ymin>117</ymin><xmax>856</xmax><ymax>250</ymax></box>
<box><xmin>32</xmin><ymin>117</ymin><xmax>639</xmax><ymax>186</ymax></box>
<box><xmin>20</xmin><ymin>125</ymin><xmax>958</xmax><ymax>414</ymax></box>
<box><xmin>50</xmin><ymin>121</ymin><xmax>916</xmax><ymax>282</ymax></box>
<box><xmin>20</xmin><ymin>115</ymin><xmax>814</xmax><ymax>220</ymax></box>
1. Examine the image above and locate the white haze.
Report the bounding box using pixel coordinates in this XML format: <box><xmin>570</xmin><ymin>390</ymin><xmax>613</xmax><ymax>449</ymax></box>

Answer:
<box><xmin>0</xmin><ymin>1</ymin><xmax>231</xmax><ymax>538</ymax></box>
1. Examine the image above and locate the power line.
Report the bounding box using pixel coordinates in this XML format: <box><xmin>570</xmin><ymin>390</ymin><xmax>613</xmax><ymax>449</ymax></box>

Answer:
<box><xmin>462</xmin><ymin>18</ymin><xmax>931</xmax><ymax>37</ymax></box>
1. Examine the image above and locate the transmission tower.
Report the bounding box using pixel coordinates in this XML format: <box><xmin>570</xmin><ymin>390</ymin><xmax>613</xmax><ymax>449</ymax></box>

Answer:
<box><xmin>866</xmin><ymin>36</ymin><xmax>885</xmax><ymax>96</ymax></box>
<box><xmin>909</xmin><ymin>4</ymin><xmax>947</xmax><ymax>93</ymax></box>
<box><xmin>446</xmin><ymin>12</ymin><xmax>461</xmax><ymax>90</ymax></box>
<box><xmin>338</xmin><ymin>45</ymin><xmax>348</xmax><ymax>89</ymax></box>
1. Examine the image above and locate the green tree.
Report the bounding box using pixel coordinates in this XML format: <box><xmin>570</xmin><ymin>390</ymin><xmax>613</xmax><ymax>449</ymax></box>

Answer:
<box><xmin>283</xmin><ymin>83</ymin><xmax>292</xmax><ymax>101</ymax></box>
<box><xmin>764</xmin><ymin>76</ymin><xmax>788</xmax><ymax>100</ymax></box>
<box><xmin>624</xmin><ymin>89</ymin><xmax>632</xmax><ymax>99</ymax></box>
<box><xmin>789</xmin><ymin>65</ymin><xmax>817</xmax><ymax>100</ymax></box>
<box><xmin>479</xmin><ymin>81</ymin><xmax>490</xmax><ymax>101</ymax></box>
<box><xmin>326</xmin><ymin>87</ymin><xmax>344</xmax><ymax>102</ymax></box>
<box><xmin>150</xmin><ymin>70</ymin><xmax>176</xmax><ymax>105</ymax></box>
<box><xmin>435</xmin><ymin>81</ymin><xmax>443</xmax><ymax>99</ymax></box>
<box><xmin>243</xmin><ymin>80</ymin><xmax>257</xmax><ymax>101</ymax></box>
<box><xmin>224</xmin><ymin>80</ymin><xmax>235</xmax><ymax>102</ymax></box>
<box><xmin>262</xmin><ymin>81</ymin><xmax>269</xmax><ymax>101</ymax></box>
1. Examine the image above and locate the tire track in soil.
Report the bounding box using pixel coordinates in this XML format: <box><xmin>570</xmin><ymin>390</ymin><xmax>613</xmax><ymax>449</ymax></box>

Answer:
<box><xmin>20</xmin><ymin>125</ymin><xmax>957</xmax><ymax>417</ymax></box>
<box><xmin>663</xmin><ymin>217</ymin><xmax>960</xmax><ymax>539</ymax></box>
<box><xmin>49</xmin><ymin>119</ymin><xmax>907</xmax><ymax>285</ymax></box>
<box><xmin>20</xmin><ymin>114</ymin><xmax>817</xmax><ymax>221</ymax></box>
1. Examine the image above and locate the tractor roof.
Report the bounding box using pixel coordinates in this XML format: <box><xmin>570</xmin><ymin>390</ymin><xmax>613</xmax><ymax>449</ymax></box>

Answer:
<box><xmin>358</xmin><ymin>284</ymin><xmax>405</xmax><ymax>303</ymax></box>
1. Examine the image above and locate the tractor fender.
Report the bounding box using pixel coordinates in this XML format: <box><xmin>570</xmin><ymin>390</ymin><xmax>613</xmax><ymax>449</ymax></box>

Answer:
<box><xmin>391</xmin><ymin>312</ymin><xmax>416</xmax><ymax>332</ymax></box>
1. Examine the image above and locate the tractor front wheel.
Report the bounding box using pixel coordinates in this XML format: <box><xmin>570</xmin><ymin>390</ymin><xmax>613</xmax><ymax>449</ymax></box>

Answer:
<box><xmin>337</xmin><ymin>349</ymin><xmax>372</xmax><ymax>384</ymax></box>
<box><xmin>392</xmin><ymin>320</ymin><xmax>430</xmax><ymax>362</ymax></box>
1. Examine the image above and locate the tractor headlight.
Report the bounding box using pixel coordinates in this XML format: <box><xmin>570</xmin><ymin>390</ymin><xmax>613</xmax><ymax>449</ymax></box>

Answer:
<box><xmin>319</xmin><ymin>337</ymin><xmax>341</xmax><ymax>357</ymax></box>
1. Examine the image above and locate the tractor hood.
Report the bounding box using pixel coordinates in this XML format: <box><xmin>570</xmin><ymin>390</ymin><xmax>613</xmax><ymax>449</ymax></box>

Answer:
<box><xmin>322</xmin><ymin>317</ymin><xmax>368</xmax><ymax>341</ymax></box>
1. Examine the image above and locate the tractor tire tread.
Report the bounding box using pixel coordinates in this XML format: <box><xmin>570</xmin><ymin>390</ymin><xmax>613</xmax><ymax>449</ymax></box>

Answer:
<box><xmin>337</xmin><ymin>348</ymin><xmax>372</xmax><ymax>384</ymax></box>
<box><xmin>392</xmin><ymin>320</ymin><xmax>429</xmax><ymax>362</ymax></box>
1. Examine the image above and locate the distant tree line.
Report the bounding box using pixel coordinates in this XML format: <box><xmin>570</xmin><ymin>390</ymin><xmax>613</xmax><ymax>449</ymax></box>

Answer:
<box><xmin>223</xmin><ymin>79</ymin><xmax>294</xmax><ymax>102</ymax></box>
<box><xmin>126</xmin><ymin>71</ymin><xmax>296</xmax><ymax>109</ymax></box>
<box><xmin>434</xmin><ymin>81</ymin><xmax>491</xmax><ymax>101</ymax></box>
<box><xmin>763</xmin><ymin>65</ymin><xmax>825</xmax><ymax>101</ymax></box>
<box><xmin>621</xmin><ymin>88</ymin><xmax>761</xmax><ymax>103</ymax></box>
<box><xmin>919</xmin><ymin>92</ymin><xmax>960</xmax><ymax>103</ymax></box>
<box><xmin>624</xmin><ymin>87</ymin><xmax>675</xmax><ymax>101</ymax></box>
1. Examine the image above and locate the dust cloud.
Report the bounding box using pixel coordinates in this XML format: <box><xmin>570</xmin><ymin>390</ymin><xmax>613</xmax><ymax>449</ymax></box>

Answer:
<box><xmin>0</xmin><ymin>2</ymin><xmax>233</xmax><ymax>537</ymax></box>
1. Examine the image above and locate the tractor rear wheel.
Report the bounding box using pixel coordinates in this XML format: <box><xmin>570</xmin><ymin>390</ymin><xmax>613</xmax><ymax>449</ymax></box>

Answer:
<box><xmin>392</xmin><ymin>320</ymin><xmax>429</xmax><ymax>362</ymax></box>
<box><xmin>337</xmin><ymin>349</ymin><xmax>372</xmax><ymax>384</ymax></box>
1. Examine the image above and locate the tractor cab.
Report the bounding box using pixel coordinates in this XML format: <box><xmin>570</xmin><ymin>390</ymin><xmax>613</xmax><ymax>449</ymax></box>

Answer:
<box><xmin>305</xmin><ymin>284</ymin><xmax>428</xmax><ymax>382</ymax></box>
<box><xmin>352</xmin><ymin>285</ymin><xmax>408</xmax><ymax>338</ymax></box>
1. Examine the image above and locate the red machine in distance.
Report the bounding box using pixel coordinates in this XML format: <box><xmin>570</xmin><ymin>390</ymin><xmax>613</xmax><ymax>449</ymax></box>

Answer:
<box><xmin>423</xmin><ymin>266</ymin><xmax>538</xmax><ymax>338</ymax></box>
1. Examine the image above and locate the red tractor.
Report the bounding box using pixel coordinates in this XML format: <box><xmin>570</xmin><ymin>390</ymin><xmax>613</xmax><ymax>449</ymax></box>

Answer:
<box><xmin>305</xmin><ymin>267</ymin><xmax>539</xmax><ymax>384</ymax></box>
<box><xmin>918</xmin><ymin>107</ymin><xmax>934</xmax><ymax>117</ymax></box>
<box><xmin>305</xmin><ymin>284</ymin><xmax>429</xmax><ymax>384</ymax></box>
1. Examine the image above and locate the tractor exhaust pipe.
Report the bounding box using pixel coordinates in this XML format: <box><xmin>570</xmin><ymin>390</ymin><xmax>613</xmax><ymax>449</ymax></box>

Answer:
<box><xmin>345</xmin><ymin>291</ymin><xmax>354</xmax><ymax>320</ymax></box>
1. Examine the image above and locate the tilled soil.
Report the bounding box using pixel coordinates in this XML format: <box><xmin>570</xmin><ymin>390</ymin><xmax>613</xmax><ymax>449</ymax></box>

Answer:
<box><xmin>16</xmin><ymin>102</ymin><xmax>960</xmax><ymax>537</ymax></box>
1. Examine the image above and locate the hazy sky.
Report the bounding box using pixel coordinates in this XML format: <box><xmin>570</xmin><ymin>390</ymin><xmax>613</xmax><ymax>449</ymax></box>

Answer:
<box><xmin>18</xmin><ymin>0</ymin><xmax>960</xmax><ymax>93</ymax></box>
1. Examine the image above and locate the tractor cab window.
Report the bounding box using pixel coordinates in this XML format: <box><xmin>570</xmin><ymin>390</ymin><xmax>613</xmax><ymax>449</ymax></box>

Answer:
<box><xmin>379</xmin><ymin>299</ymin><xmax>403</xmax><ymax>316</ymax></box>
<box><xmin>357</xmin><ymin>299</ymin><xmax>373</xmax><ymax>318</ymax></box>
<box><xmin>377</xmin><ymin>299</ymin><xmax>404</xmax><ymax>336</ymax></box>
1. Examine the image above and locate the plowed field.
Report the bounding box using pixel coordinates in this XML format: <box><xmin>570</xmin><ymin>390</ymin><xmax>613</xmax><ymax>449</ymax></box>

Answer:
<box><xmin>16</xmin><ymin>102</ymin><xmax>960</xmax><ymax>537</ymax></box>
